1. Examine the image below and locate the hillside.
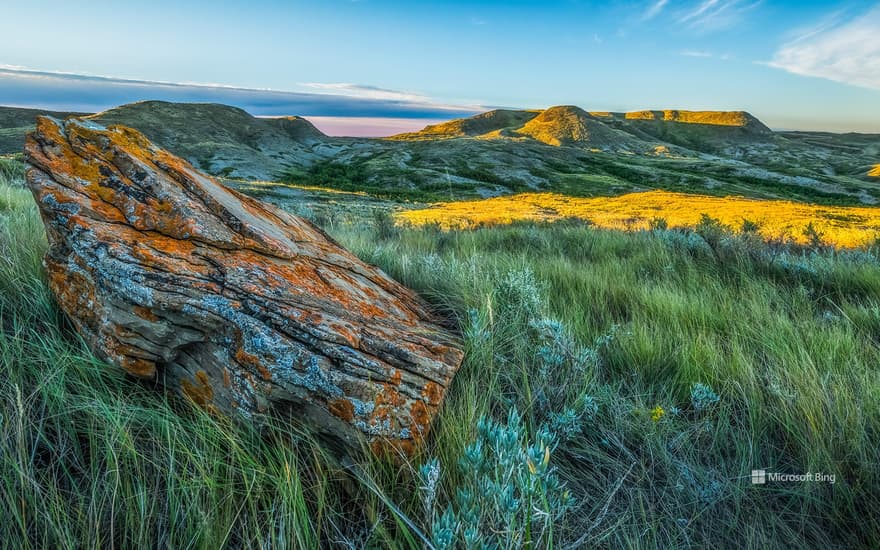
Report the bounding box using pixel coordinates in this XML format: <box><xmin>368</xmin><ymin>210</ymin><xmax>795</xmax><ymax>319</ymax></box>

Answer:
<box><xmin>514</xmin><ymin>105</ymin><xmax>650</xmax><ymax>149</ymax></box>
<box><xmin>87</xmin><ymin>101</ymin><xmax>330</xmax><ymax>179</ymax></box>
<box><xmin>0</xmin><ymin>106</ymin><xmax>86</xmax><ymax>154</ymax></box>
<box><xmin>2</xmin><ymin>101</ymin><xmax>879</xmax><ymax>204</ymax></box>
<box><xmin>598</xmin><ymin>109</ymin><xmax>775</xmax><ymax>153</ymax></box>
<box><xmin>0</xmin><ymin>102</ymin><xmax>335</xmax><ymax>180</ymax></box>
<box><xmin>392</xmin><ymin>106</ymin><xmax>773</xmax><ymax>153</ymax></box>
<box><xmin>389</xmin><ymin>108</ymin><xmax>539</xmax><ymax>140</ymax></box>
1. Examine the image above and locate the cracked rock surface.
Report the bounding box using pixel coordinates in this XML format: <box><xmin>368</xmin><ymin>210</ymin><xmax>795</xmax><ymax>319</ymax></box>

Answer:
<box><xmin>25</xmin><ymin>116</ymin><xmax>463</xmax><ymax>454</ymax></box>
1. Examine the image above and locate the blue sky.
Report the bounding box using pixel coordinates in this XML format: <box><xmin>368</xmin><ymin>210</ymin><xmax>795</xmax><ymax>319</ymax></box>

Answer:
<box><xmin>2</xmin><ymin>0</ymin><xmax>879</xmax><ymax>134</ymax></box>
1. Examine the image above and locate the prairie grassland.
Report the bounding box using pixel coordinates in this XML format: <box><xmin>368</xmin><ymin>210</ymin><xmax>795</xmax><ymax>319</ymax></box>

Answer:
<box><xmin>2</xmin><ymin>169</ymin><xmax>880</xmax><ymax>547</ymax></box>
<box><xmin>399</xmin><ymin>190</ymin><xmax>880</xmax><ymax>248</ymax></box>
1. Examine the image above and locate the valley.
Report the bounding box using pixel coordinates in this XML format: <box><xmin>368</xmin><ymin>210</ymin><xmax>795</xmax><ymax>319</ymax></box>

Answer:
<box><xmin>3</xmin><ymin>101</ymin><xmax>878</xmax><ymax>208</ymax></box>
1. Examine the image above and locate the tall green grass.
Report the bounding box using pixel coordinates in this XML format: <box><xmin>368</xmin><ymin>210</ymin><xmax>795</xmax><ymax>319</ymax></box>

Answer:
<box><xmin>2</xmin><ymin>169</ymin><xmax>879</xmax><ymax>547</ymax></box>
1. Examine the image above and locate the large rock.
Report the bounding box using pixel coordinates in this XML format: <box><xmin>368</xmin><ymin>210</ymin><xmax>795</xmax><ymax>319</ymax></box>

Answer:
<box><xmin>25</xmin><ymin>116</ymin><xmax>463</xmax><ymax>455</ymax></box>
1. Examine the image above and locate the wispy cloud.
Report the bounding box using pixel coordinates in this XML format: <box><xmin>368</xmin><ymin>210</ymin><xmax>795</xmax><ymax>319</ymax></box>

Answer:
<box><xmin>297</xmin><ymin>82</ymin><xmax>430</xmax><ymax>103</ymax></box>
<box><xmin>643</xmin><ymin>0</ymin><xmax>669</xmax><ymax>20</ymax></box>
<box><xmin>680</xmin><ymin>0</ymin><xmax>720</xmax><ymax>23</ymax></box>
<box><xmin>680</xmin><ymin>49</ymin><xmax>713</xmax><ymax>57</ymax></box>
<box><xmin>679</xmin><ymin>50</ymin><xmax>733</xmax><ymax>60</ymax></box>
<box><xmin>678</xmin><ymin>0</ymin><xmax>760</xmax><ymax>31</ymax></box>
<box><xmin>765</xmin><ymin>5</ymin><xmax>880</xmax><ymax>91</ymax></box>
<box><xmin>0</xmin><ymin>66</ymin><xmax>484</xmax><ymax>119</ymax></box>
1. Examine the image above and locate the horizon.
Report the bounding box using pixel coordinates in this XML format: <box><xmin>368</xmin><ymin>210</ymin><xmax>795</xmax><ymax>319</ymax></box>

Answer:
<box><xmin>2</xmin><ymin>1</ymin><xmax>879</xmax><ymax>135</ymax></box>
<box><xmin>3</xmin><ymin>93</ymin><xmax>877</xmax><ymax>138</ymax></box>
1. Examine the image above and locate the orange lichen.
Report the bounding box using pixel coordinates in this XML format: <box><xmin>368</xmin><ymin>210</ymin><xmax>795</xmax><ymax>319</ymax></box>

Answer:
<box><xmin>375</xmin><ymin>385</ymin><xmax>406</xmax><ymax>408</ymax></box>
<box><xmin>370</xmin><ymin>438</ymin><xmax>416</xmax><ymax>458</ymax></box>
<box><xmin>234</xmin><ymin>348</ymin><xmax>270</xmax><ymax>380</ymax></box>
<box><xmin>409</xmin><ymin>400</ymin><xmax>432</xmax><ymax>440</ymax></box>
<box><xmin>119</xmin><ymin>356</ymin><xmax>157</xmax><ymax>378</ymax></box>
<box><xmin>421</xmin><ymin>381</ymin><xmax>443</xmax><ymax>407</ymax></box>
<box><xmin>389</xmin><ymin>370</ymin><xmax>402</xmax><ymax>386</ymax></box>
<box><xmin>132</xmin><ymin>305</ymin><xmax>158</xmax><ymax>322</ymax></box>
<box><xmin>181</xmin><ymin>370</ymin><xmax>215</xmax><ymax>408</ymax></box>
<box><xmin>328</xmin><ymin>398</ymin><xmax>355</xmax><ymax>422</ymax></box>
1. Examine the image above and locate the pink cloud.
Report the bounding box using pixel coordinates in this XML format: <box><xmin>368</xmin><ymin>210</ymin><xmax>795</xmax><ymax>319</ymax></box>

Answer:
<box><xmin>303</xmin><ymin>116</ymin><xmax>444</xmax><ymax>137</ymax></box>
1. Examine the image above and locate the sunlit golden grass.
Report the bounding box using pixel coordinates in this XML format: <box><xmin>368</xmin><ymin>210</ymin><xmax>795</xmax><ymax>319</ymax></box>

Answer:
<box><xmin>230</xmin><ymin>179</ymin><xmax>369</xmax><ymax>196</ymax></box>
<box><xmin>623</xmin><ymin>110</ymin><xmax>752</xmax><ymax>126</ymax></box>
<box><xmin>398</xmin><ymin>190</ymin><xmax>880</xmax><ymax>247</ymax></box>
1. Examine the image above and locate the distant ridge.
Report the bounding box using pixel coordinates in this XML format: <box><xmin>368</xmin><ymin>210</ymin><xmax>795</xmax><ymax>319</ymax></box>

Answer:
<box><xmin>1</xmin><ymin>101</ymin><xmax>330</xmax><ymax>179</ymax></box>
<box><xmin>389</xmin><ymin>109</ymin><xmax>539</xmax><ymax>141</ymax></box>
<box><xmin>618</xmin><ymin>110</ymin><xmax>770</xmax><ymax>130</ymax></box>
<box><xmin>390</xmin><ymin>105</ymin><xmax>774</xmax><ymax>152</ymax></box>
<box><xmin>88</xmin><ymin>100</ymin><xmax>326</xmax><ymax>145</ymax></box>
<box><xmin>514</xmin><ymin>105</ymin><xmax>643</xmax><ymax>148</ymax></box>
<box><xmin>3</xmin><ymin>100</ymin><xmax>877</xmax><ymax>203</ymax></box>
<box><xmin>0</xmin><ymin>106</ymin><xmax>87</xmax><ymax>154</ymax></box>
<box><xmin>86</xmin><ymin>101</ymin><xmax>329</xmax><ymax>179</ymax></box>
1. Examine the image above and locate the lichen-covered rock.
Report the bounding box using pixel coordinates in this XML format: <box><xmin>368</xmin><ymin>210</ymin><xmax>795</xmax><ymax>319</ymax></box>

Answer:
<box><xmin>25</xmin><ymin>116</ymin><xmax>463</xmax><ymax>455</ymax></box>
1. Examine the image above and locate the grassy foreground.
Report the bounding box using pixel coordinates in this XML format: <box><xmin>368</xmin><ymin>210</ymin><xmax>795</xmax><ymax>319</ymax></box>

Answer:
<box><xmin>2</xmin><ymin>169</ymin><xmax>880</xmax><ymax>547</ymax></box>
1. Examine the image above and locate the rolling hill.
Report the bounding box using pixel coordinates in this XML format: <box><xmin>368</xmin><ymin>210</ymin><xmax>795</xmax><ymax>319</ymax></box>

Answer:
<box><xmin>389</xmin><ymin>108</ymin><xmax>540</xmax><ymax>140</ymax></box>
<box><xmin>513</xmin><ymin>105</ymin><xmax>649</xmax><ymax>149</ymax></box>
<box><xmin>0</xmin><ymin>106</ymin><xmax>86</xmax><ymax>155</ymax></box>
<box><xmin>86</xmin><ymin>101</ymin><xmax>331</xmax><ymax>179</ymax></box>
<box><xmin>1</xmin><ymin>102</ymin><xmax>335</xmax><ymax>180</ymax></box>
<box><xmin>2</xmin><ymin>101</ymin><xmax>879</xmax><ymax>205</ymax></box>
<box><xmin>389</xmin><ymin>106</ymin><xmax>774</xmax><ymax>153</ymax></box>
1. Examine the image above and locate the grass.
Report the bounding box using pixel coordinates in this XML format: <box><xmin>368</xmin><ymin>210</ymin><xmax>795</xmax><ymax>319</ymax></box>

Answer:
<box><xmin>398</xmin><ymin>189</ymin><xmax>880</xmax><ymax>248</ymax></box>
<box><xmin>2</xmin><ymin>167</ymin><xmax>880</xmax><ymax>547</ymax></box>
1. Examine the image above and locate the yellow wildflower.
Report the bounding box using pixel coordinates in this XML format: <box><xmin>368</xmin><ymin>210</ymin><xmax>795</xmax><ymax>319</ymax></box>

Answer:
<box><xmin>651</xmin><ymin>406</ymin><xmax>665</xmax><ymax>422</ymax></box>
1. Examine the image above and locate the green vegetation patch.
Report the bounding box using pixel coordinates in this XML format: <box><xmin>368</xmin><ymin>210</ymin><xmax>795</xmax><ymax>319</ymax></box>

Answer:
<box><xmin>2</xmin><ymin>173</ymin><xmax>879</xmax><ymax>547</ymax></box>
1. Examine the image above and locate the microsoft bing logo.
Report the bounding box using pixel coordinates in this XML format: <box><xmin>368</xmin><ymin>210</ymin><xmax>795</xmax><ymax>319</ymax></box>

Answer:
<box><xmin>749</xmin><ymin>469</ymin><xmax>835</xmax><ymax>484</ymax></box>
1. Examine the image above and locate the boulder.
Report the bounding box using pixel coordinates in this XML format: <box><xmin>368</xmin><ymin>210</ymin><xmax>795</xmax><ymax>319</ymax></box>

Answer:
<box><xmin>25</xmin><ymin>116</ymin><xmax>463</xmax><ymax>455</ymax></box>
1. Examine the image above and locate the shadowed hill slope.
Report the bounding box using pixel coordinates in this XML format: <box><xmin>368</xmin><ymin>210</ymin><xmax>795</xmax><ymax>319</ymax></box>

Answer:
<box><xmin>1</xmin><ymin>102</ymin><xmax>333</xmax><ymax>180</ymax></box>
<box><xmin>0</xmin><ymin>106</ymin><xmax>87</xmax><ymax>154</ymax></box>
<box><xmin>87</xmin><ymin>101</ymin><xmax>329</xmax><ymax>180</ymax></box>
<box><xmin>389</xmin><ymin>109</ymin><xmax>540</xmax><ymax>140</ymax></box>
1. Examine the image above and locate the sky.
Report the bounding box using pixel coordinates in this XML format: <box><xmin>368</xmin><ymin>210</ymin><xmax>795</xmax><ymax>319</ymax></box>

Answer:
<box><xmin>1</xmin><ymin>0</ymin><xmax>879</xmax><ymax>135</ymax></box>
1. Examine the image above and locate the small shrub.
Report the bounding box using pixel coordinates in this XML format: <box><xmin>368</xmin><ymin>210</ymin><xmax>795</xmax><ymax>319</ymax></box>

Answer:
<box><xmin>690</xmin><ymin>382</ymin><xmax>720</xmax><ymax>412</ymax></box>
<box><xmin>803</xmin><ymin>222</ymin><xmax>826</xmax><ymax>249</ymax></box>
<box><xmin>649</xmin><ymin>216</ymin><xmax>668</xmax><ymax>231</ymax></box>
<box><xmin>420</xmin><ymin>409</ymin><xmax>575</xmax><ymax>549</ymax></box>
<box><xmin>372</xmin><ymin>208</ymin><xmax>398</xmax><ymax>241</ymax></box>
<box><xmin>695</xmin><ymin>213</ymin><xmax>730</xmax><ymax>247</ymax></box>
<box><xmin>495</xmin><ymin>266</ymin><xmax>544</xmax><ymax>322</ymax></box>
<box><xmin>740</xmin><ymin>218</ymin><xmax>761</xmax><ymax>233</ymax></box>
